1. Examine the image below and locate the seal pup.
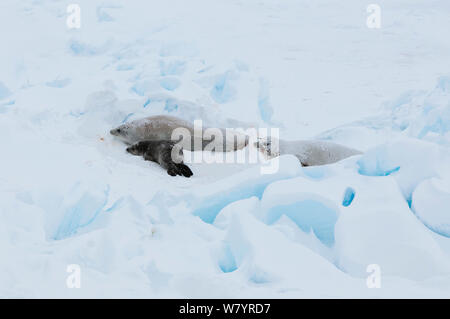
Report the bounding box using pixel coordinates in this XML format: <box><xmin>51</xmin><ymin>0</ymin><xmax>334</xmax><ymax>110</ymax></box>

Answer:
<box><xmin>126</xmin><ymin>140</ymin><xmax>193</xmax><ymax>177</ymax></box>
<box><xmin>256</xmin><ymin>137</ymin><xmax>362</xmax><ymax>166</ymax></box>
<box><xmin>110</xmin><ymin>115</ymin><xmax>249</xmax><ymax>152</ymax></box>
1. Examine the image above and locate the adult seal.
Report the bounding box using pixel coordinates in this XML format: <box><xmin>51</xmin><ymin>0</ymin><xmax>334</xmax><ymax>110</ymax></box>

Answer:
<box><xmin>256</xmin><ymin>137</ymin><xmax>362</xmax><ymax>166</ymax></box>
<box><xmin>110</xmin><ymin>115</ymin><xmax>249</xmax><ymax>152</ymax></box>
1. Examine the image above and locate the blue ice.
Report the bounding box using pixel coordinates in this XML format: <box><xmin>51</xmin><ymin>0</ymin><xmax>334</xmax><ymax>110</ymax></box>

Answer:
<box><xmin>249</xmin><ymin>269</ymin><xmax>271</xmax><ymax>284</ymax></box>
<box><xmin>69</xmin><ymin>40</ymin><xmax>109</xmax><ymax>56</ymax></box>
<box><xmin>342</xmin><ymin>187</ymin><xmax>355</xmax><ymax>207</ymax></box>
<box><xmin>46</xmin><ymin>78</ymin><xmax>71</xmax><ymax>88</ymax></box>
<box><xmin>258</xmin><ymin>79</ymin><xmax>273</xmax><ymax>123</ymax></box>
<box><xmin>164</xmin><ymin>99</ymin><xmax>178</xmax><ymax>112</ymax></box>
<box><xmin>357</xmin><ymin>150</ymin><xmax>401</xmax><ymax>176</ymax></box>
<box><xmin>388</xmin><ymin>90</ymin><xmax>416</xmax><ymax>110</ymax></box>
<box><xmin>0</xmin><ymin>100</ymin><xmax>15</xmax><ymax>113</ymax></box>
<box><xmin>143</xmin><ymin>99</ymin><xmax>151</xmax><ymax>108</ymax></box>
<box><xmin>160</xmin><ymin>60</ymin><xmax>186</xmax><ymax>76</ymax></box>
<box><xmin>192</xmin><ymin>182</ymin><xmax>268</xmax><ymax>224</ymax></box>
<box><xmin>116</xmin><ymin>64</ymin><xmax>134</xmax><ymax>71</ymax></box>
<box><xmin>437</xmin><ymin>76</ymin><xmax>450</xmax><ymax>92</ymax></box>
<box><xmin>218</xmin><ymin>243</ymin><xmax>238</xmax><ymax>273</ymax></box>
<box><xmin>53</xmin><ymin>187</ymin><xmax>109</xmax><ymax>240</ymax></box>
<box><xmin>0</xmin><ymin>81</ymin><xmax>12</xmax><ymax>100</ymax></box>
<box><xmin>417</xmin><ymin>112</ymin><xmax>450</xmax><ymax>138</ymax></box>
<box><xmin>191</xmin><ymin>157</ymin><xmax>301</xmax><ymax>224</ymax></box>
<box><xmin>122</xmin><ymin>113</ymin><xmax>134</xmax><ymax>123</ymax></box>
<box><xmin>358</xmin><ymin>160</ymin><xmax>400</xmax><ymax>176</ymax></box>
<box><xmin>210</xmin><ymin>72</ymin><xmax>236</xmax><ymax>104</ymax></box>
<box><xmin>266</xmin><ymin>200</ymin><xmax>339</xmax><ymax>247</ymax></box>
<box><xmin>69</xmin><ymin>110</ymin><xmax>86</xmax><ymax>118</ymax></box>
<box><xmin>96</xmin><ymin>6</ymin><xmax>115</xmax><ymax>22</ymax></box>
<box><xmin>302</xmin><ymin>166</ymin><xmax>328</xmax><ymax>180</ymax></box>
<box><xmin>0</xmin><ymin>100</ymin><xmax>15</xmax><ymax>107</ymax></box>
<box><xmin>160</xmin><ymin>77</ymin><xmax>181</xmax><ymax>91</ymax></box>
<box><xmin>131</xmin><ymin>80</ymin><xmax>152</xmax><ymax>96</ymax></box>
<box><xmin>159</xmin><ymin>43</ymin><xmax>197</xmax><ymax>57</ymax></box>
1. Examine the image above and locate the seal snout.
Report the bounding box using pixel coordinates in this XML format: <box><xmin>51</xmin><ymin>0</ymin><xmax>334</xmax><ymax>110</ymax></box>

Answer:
<box><xmin>126</xmin><ymin>145</ymin><xmax>137</xmax><ymax>155</ymax></box>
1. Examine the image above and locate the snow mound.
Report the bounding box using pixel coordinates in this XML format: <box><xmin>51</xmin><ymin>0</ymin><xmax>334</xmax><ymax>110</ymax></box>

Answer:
<box><xmin>357</xmin><ymin>139</ymin><xmax>450</xmax><ymax>202</ymax></box>
<box><xmin>260</xmin><ymin>177</ymin><xmax>346</xmax><ymax>247</ymax></box>
<box><xmin>0</xmin><ymin>81</ymin><xmax>12</xmax><ymax>100</ymax></box>
<box><xmin>334</xmin><ymin>175</ymin><xmax>450</xmax><ymax>280</ymax></box>
<box><xmin>50</xmin><ymin>182</ymin><xmax>110</xmax><ymax>240</ymax></box>
<box><xmin>319</xmin><ymin>76</ymin><xmax>450</xmax><ymax>149</ymax></box>
<box><xmin>217</xmin><ymin>208</ymin><xmax>360</xmax><ymax>294</ymax></box>
<box><xmin>188</xmin><ymin>155</ymin><xmax>301</xmax><ymax>223</ymax></box>
<box><xmin>412</xmin><ymin>178</ymin><xmax>450</xmax><ymax>237</ymax></box>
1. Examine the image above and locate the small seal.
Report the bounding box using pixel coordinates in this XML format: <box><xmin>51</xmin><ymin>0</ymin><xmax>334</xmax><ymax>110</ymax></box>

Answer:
<box><xmin>126</xmin><ymin>140</ymin><xmax>193</xmax><ymax>177</ymax></box>
<box><xmin>256</xmin><ymin>137</ymin><xmax>362</xmax><ymax>166</ymax></box>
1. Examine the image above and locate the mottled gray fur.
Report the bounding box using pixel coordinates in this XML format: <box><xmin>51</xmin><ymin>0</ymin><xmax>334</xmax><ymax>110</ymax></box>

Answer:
<box><xmin>256</xmin><ymin>137</ymin><xmax>362</xmax><ymax>166</ymax></box>
<box><xmin>110</xmin><ymin>115</ymin><xmax>248</xmax><ymax>152</ymax></box>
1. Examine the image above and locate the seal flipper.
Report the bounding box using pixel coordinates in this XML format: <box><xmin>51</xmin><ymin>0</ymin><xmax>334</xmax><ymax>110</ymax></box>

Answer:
<box><xmin>176</xmin><ymin>163</ymin><xmax>193</xmax><ymax>177</ymax></box>
<box><xmin>163</xmin><ymin>161</ymin><xmax>190</xmax><ymax>177</ymax></box>
<box><xmin>158</xmin><ymin>141</ymin><xmax>193</xmax><ymax>178</ymax></box>
<box><xmin>166</xmin><ymin>163</ymin><xmax>180</xmax><ymax>176</ymax></box>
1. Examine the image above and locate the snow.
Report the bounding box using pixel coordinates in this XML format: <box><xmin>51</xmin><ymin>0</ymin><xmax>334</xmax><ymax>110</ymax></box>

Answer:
<box><xmin>412</xmin><ymin>178</ymin><xmax>450</xmax><ymax>237</ymax></box>
<box><xmin>357</xmin><ymin>140</ymin><xmax>450</xmax><ymax>203</ymax></box>
<box><xmin>0</xmin><ymin>81</ymin><xmax>12</xmax><ymax>100</ymax></box>
<box><xmin>1</xmin><ymin>0</ymin><xmax>450</xmax><ymax>298</ymax></box>
<box><xmin>187</xmin><ymin>155</ymin><xmax>301</xmax><ymax>224</ymax></box>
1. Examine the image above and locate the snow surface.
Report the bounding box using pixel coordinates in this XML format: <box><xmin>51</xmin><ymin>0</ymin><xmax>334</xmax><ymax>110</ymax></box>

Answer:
<box><xmin>1</xmin><ymin>0</ymin><xmax>450</xmax><ymax>298</ymax></box>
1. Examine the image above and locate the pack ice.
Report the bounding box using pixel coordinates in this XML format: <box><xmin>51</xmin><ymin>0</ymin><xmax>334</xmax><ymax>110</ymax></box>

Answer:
<box><xmin>1</xmin><ymin>0</ymin><xmax>450</xmax><ymax>298</ymax></box>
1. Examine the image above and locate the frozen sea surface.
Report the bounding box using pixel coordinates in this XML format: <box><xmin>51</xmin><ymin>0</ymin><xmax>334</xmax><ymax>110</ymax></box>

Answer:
<box><xmin>1</xmin><ymin>0</ymin><xmax>450</xmax><ymax>298</ymax></box>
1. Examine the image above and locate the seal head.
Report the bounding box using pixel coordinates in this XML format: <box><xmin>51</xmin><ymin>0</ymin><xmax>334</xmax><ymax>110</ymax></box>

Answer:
<box><xmin>126</xmin><ymin>141</ymin><xmax>149</xmax><ymax>156</ymax></box>
<box><xmin>110</xmin><ymin>123</ymin><xmax>137</xmax><ymax>143</ymax></box>
<box><xmin>255</xmin><ymin>137</ymin><xmax>280</xmax><ymax>159</ymax></box>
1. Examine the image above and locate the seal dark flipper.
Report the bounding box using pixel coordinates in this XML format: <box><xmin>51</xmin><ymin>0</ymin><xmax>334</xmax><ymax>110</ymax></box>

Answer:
<box><xmin>166</xmin><ymin>163</ymin><xmax>180</xmax><ymax>176</ymax></box>
<box><xmin>156</xmin><ymin>141</ymin><xmax>193</xmax><ymax>178</ymax></box>
<box><xmin>164</xmin><ymin>162</ymin><xmax>192</xmax><ymax>177</ymax></box>
<box><xmin>176</xmin><ymin>163</ymin><xmax>193</xmax><ymax>177</ymax></box>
